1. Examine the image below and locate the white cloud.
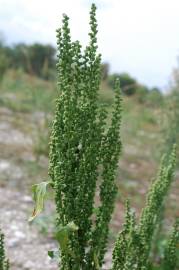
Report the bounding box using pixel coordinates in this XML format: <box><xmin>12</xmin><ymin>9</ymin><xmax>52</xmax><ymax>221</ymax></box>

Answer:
<box><xmin>0</xmin><ymin>0</ymin><xmax>179</xmax><ymax>89</ymax></box>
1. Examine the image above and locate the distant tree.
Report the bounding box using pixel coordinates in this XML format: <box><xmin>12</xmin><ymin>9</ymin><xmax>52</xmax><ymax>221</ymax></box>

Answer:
<box><xmin>4</xmin><ymin>43</ymin><xmax>56</xmax><ymax>79</ymax></box>
<box><xmin>119</xmin><ymin>73</ymin><xmax>137</xmax><ymax>95</ymax></box>
<box><xmin>0</xmin><ymin>52</ymin><xmax>9</xmax><ymax>83</ymax></box>
<box><xmin>101</xmin><ymin>62</ymin><xmax>110</xmax><ymax>80</ymax></box>
<box><xmin>0</xmin><ymin>36</ymin><xmax>9</xmax><ymax>83</ymax></box>
<box><xmin>147</xmin><ymin>87</ymin><xmax>163</xmax><ymax>106</ymax></box>
<box><xmin>27</xmin><ymin>43</ymin><xmax>56</xmax><ymax>79</ymax></box>
<box><xmin>108</xmin><ymin>72</ymin><xmax>137</xmax><ymax>95</ymax></box>
<box><xmin>9</xmin><ymin>43</ymin><xmax>31</xmax><ymax>72</ymax></box>
<box><xmin>135</xmin><ymin>85</ymin><xmax>149</xmax><ymax>103</ymax></box>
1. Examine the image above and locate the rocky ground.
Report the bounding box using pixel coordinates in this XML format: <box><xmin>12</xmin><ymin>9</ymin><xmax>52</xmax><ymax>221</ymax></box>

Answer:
<box><xmin>0</xmin><ymin>107</ymin><xmax>58</xmax><ymax>270</ymax></box>
<box><xmin>0</xmin><ymin>188</ymin><xmax>57</xmax><ymax>270</ymax></box>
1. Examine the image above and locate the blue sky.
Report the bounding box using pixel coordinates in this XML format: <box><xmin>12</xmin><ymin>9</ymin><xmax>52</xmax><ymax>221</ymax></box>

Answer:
<box><xmin>1</xmin><ymin>0</ymin><xmax>179</xmax><ymax>90</ymax></box>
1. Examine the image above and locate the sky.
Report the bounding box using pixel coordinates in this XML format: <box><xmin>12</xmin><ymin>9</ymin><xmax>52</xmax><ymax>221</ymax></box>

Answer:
<box><xmin>1</xmin><ymin>0</ymin><xmax>179</xmax><ymax>91</ymax></box>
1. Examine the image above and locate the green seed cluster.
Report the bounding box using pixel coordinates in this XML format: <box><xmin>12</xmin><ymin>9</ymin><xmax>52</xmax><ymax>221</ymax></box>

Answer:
<box><xmin>112</xmin><ymin>145</ymin><xmax>177</xmax><ymax>270</ymax></box>
<box><xmin>162</xmin><ymin>219</ymin><xmax>179</xmax><ymax>270</ymax></box>
<box><xmin>48</xmin><ymin>3</ymin><xmax>122</xmax><ymax>269</ymax></box>
<box><xmin>0</xmin><ymin>230</ymin><xmax>9</xmax><ymax>270</ymax></box>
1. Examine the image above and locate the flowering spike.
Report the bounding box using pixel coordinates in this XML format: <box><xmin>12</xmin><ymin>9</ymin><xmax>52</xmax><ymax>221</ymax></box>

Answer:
<box><xmin>0</xmin><ymin>230</ymin><xmax>9</xmax><ymax>270</ymax></box>
<box><xmin>112</xmin><ymin>145</ymin><xmax>177</xmax><ymax>270</ymax></box>
<box><xmin>162</xmin><ymin>219</ymin><xmax>179</xmax><ymax>270</ymax></box>
<box><xmin>48</xmin><ymin>4</ymin><xmax>122</xmax><ymax>269</ymax></box>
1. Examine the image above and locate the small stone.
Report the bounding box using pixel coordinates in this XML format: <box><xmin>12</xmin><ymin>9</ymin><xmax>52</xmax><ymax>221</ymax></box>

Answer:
<box><xmin>22</xmin><ymin>195</ymin><xmax>32</xmax><ymax>203</ymax></box>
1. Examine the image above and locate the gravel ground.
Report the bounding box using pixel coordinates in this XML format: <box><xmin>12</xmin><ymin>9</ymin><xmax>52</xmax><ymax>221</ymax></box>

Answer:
<box><xmin>0</xmin><ymin>107</ymin><xmax>58</xmax><ymax>269</ymax></box>
<box><xmin>0</xmin><ymin>187</ymin><xmax>57</xmax><ymax>270</ymax></box>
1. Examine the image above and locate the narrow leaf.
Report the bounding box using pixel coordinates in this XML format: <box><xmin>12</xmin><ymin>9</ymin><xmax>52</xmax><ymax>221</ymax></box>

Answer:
<box><xmin>55</xmin><ymin>222</ymin><xmax>78</xmax><ymax>254</ymax></box>
<box><xmin>94</xmin><ymin>252</ymin><xmax>100</xmax><ymax>269</ymax></box>
<box><xmin>29</xmin><ymin>181</ymin><xmax>51</xmax><ymax>222</ymax></box>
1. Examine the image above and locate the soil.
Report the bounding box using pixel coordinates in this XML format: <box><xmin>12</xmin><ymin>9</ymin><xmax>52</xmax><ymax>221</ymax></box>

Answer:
<box><xmin>0</xmin><ymin>107</ymin><xmax>58</xmax><ymax>270</ymax></box>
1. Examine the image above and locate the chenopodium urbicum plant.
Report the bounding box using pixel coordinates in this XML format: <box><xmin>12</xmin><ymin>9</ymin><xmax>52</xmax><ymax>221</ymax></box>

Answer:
<box><xmin>0</xmin><ymin>229</ymin><xmax>9</xmax><ymax>270</ymax></box>
<box><xmin>112</xmin><ymin>145</ymin><xmax>179</xmax><ymax>270</ymax></box>
<box><xmin>30</xmin><ymin>3</ymin><xmax>122</xmax><ymax>270</ymax></box>
<box><xmin>29</xmin><ymin>3</ymin><xmax>179</xmax><ymax>270</ymax></box>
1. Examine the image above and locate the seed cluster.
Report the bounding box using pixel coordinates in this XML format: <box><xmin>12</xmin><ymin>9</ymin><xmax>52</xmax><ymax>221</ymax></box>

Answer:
<box><xmin>162</xmin><ymin>219</ymin><xmax>179</xmax><ymax>270</ymax></box>
<box><xmin>48</xmin><ymin>3</ymin><xmax>122</xmax><ymax>269</ymax></box>
<box><xmin>0</xmin><ymin>4</ymin><xmax>178</xmax><ymax>270</ymax></box>
<box><xmin>112</xmin><ymin>145</ymin><xmax>178</xmax><ymax>270</ymax></box>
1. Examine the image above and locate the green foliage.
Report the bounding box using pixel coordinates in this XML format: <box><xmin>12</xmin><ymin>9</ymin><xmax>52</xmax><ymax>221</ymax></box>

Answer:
<box><xmin>162</xmin><ymin>219</ymin><xmax>179</xmax><ymax>270</ymax></box>
<box><xmin>55</xmin><ymin>222</ymin><xmax>79</xmax><ymax>255</ymax></box>
<box><xmin>163</xmin><ymin>89</ymin><xmax>179</xmax><ymax>166</ymax></box>
<box><xmin>1</xmin><ymin>70</ymin><xmax>57</xmax><ymax>113</ymax></box>
<box><xmin>108</xmin><ymin>72</ymin><xmax>137</xmax><ymax>96</ymax></box>
<box><xmin>0</xmin><ymin>2</ymin><xmax>178</xmax><ymax>270</ymax></box>
<box><xmin>0</xmin><ymin>230</ymin><xmax>9</xmax><ymax>270</ymax></box>
<box><xmin>23</xmin><ymin>43</ymin><xmax>56</xmax><ymax>79</ymax></box>
<box><xmin>0</xmin><ymin>47</ymin><xmax>9</xmax><ymax>83</ymax></box>
<box><xmin>48</xmin><ymin>3</ymin><xmax>122</xmax><ymax>269</ymax></box>
<box><xmin>146</xmin><ymin>87</ymin><xmax>163</xmax><ymax>107</ymax></box>
<box><xmin>111</xmin><ymin>145</ymin><xmax>178</xmax><ymax>270</ymax></box>
<box><xmin>0</xmin><ymin>42</ymin><xmax>56</xmax><ymax>80</ymax></box>
<box><xmin>29</xmin><ymin>181</ymin><xmax>52</xmax><ymax>222</ymax></box>
<box><xmin>162</xmin><ymin>61</ymin><xmax>179</xmax><ymax>165</ymax></box>
<box><xmin>135</xmin><ymin>85</ymin><xmax>149</xmax><ymax>103</ymax></box>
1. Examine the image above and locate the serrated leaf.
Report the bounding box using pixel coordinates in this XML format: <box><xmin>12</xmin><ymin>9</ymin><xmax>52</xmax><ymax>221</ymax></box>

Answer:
<box><xmin>29</xmin><ymin>181</ymin><xmax>51</xmax><ymax>222</ymax></box>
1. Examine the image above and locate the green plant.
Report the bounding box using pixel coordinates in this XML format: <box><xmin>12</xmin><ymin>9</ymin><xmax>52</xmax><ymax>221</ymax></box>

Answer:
<box><xmin>28</xmin><ymin>4</ymin><xmax>179</xmax><ymax>270</ymax></box>
<box><xmin>47</xmin><ymin>3</ymin><xmax>122</xmax><ymax>269</ymax></box>
<box><xmin>111</xmin><ymin>145</ymin><xmax>178</xmax><ymax>270</ymax></box>
<box><xmin>0</xmin><ymin>230</ymin><xmax>9</xmax><ymax>270</ymax></box>
<box><xmin>162</xmin><ymin>219</ymin><xmax>179</xmax><ymax>270</ymax></box>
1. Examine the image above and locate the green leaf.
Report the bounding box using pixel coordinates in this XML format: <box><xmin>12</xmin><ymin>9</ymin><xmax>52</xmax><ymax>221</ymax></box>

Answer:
<box><xmin>93</xmin><ymin>252</ymin><xmax>100</xmax><ymax>269</ymax></box>
<box><xmin>29</xmin><ymin>181</ymin><xmax>51</xmax><ymax>222</ymax></box>
<box><xmin>56</xmin><ymin>227</ymin><xmax>69</xmax><ymax>252</ymax></box>
<box><xmin>55</xmin><ymin>222</ymin><xmax>78</xmax><ymax>254</ymax></box>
